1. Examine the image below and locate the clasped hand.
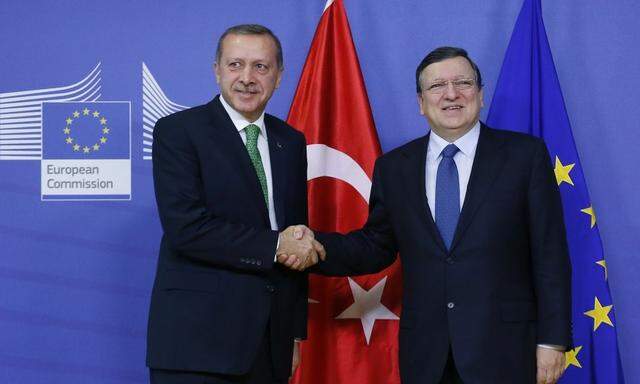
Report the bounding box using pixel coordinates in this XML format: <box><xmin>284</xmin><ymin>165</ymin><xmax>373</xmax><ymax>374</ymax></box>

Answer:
<box><xmin>276</xmin><ymin>225</ymin><xmax>325</xmax><ymax>271</ymax></box>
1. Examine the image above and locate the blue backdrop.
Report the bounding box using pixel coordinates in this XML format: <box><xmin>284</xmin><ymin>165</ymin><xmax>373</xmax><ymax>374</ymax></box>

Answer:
<box><xmin>1</xmin><ymin>1</ymin><xmax>638</xmax><ymax>383</ymax></box>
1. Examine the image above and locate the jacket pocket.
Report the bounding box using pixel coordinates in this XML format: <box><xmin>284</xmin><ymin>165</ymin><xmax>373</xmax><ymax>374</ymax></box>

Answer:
<box><xmin>159</xmin><ymin>268</ymin><xmax>220</xmax><ymax>293</ymax></box>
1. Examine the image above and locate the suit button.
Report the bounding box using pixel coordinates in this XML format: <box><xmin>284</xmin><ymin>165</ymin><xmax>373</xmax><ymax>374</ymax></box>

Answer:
<box><xmin>266</xmin><ymin>284</ymin><xmax>275</xmax><ymax>293</ymax></box>
<box><xmin>445</xmin><ymin>257</ymin><xmax>454</xmax><ymax>265</ymax></box>
<box><xmin>447</xmin><ymin>302</ymin><xmax>455</xmax><ymax>309</ymax></box>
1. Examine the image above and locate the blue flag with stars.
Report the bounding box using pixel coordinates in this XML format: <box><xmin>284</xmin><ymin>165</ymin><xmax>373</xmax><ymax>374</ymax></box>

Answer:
<box><xmin>486</xmin><ymin>0</ymin><xmax>624</xmax><ymax>382</ymax></box>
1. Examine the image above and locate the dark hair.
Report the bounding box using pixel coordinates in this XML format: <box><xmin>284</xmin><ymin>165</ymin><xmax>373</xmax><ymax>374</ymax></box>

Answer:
<box><xmin>216</xmin><ymin>24</ymin><xmax>283</xmax><ymax>70</ymax></box>
<box><xmin>415</xmin><ymin>46</ymin><xmax>482</xmax><ymax>93</ymax></box>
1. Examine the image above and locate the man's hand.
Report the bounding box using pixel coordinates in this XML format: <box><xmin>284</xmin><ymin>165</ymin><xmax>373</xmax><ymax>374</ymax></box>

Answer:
<box><xmin>536</xmin><ymin>347</ymin><xmax>566</xmax><ymax>384</ymax></box>
<box><xmin>291</xmin><ymin>340</ymin><xmax>301</xmax><ymax>377</ymax></box>
<box><xmin>276</xmin><ymin>225</ymin><xmax>325</xmax><ymax>271</ymax></box>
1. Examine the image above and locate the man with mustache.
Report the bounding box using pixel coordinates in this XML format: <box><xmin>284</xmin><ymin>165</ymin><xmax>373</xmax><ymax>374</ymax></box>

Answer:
<box><xmin>305</xmin><ymin>46</ymin><xmax>572</xmax><ymax>384</ymax></box>
<box><xmin>146</xmin><ymin>24</ymin><xmax>323</xmax><ymax>384</ymax></box>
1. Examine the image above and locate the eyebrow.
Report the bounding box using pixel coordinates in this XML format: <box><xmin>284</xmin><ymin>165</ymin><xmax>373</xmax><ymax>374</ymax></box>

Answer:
<box><xmin>428</xmin><ymin>75</ymin><xmax>474</xmax><ymax>82</ymax></box>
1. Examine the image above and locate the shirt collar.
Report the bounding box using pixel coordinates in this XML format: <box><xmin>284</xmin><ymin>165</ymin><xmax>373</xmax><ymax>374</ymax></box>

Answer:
<box><xmin>428</xmin><ymin>121</ymin><xmax>481</xmax><ymax>159</ymax></box>
<box><xmin>219</xmin><ymin>94</ymin><xmax>267</xmax><ymax>138</ymax></box>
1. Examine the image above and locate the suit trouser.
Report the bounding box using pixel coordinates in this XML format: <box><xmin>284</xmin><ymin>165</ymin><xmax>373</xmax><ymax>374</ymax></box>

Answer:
<box><xmin>149</xmin><ymin>327</ymin><xmax>286</xmax><ymax>384</ymax></box>
<box><xmin>439</xmin><ymin>348</ymin><xmax>463</xmax><ymax>384</ymax></box>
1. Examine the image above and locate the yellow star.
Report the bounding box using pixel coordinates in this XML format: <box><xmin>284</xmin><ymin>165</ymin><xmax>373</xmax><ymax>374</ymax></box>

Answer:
<box><xmin>93</xmin><ymin>144</ymin><xmax>100</xmax><ymax>151</ymax></box>
<box><xmin>554</xmin><ymin>156</ymin><xmax>575</xmax><ymax>186</ymax></box>
<box><xmin>93</xmin><ymin>111</ymin><xmax>100</xmax><ymax>118</ymax></box>
<box><xmin>581</xmin><ymin>206</ymin><xmax>596</xmax><ymax>228</ymax></box>
<box><xmin>584</xmin><ymin>297</ymin><xmax>613</xmax><ymax>331</ymax></box>
<box><xmin>100</xmin><ymin>137</ymin><xmax>107</xmax><ymax>144</ymax></box>
<box><xmin>66</xmin><ymin>117</ymin><xmax>73</xmax><ymax>125</ymax></box>
<box><xmin>83</xmin><ymin>108</ymin><xmax>90</xmax><ymax>115</ymax></box>
<box><xmin>73</xmin><ymin>111</ymin><xmax>80</xmax><ymax>118</ymax></box>
<box><xmin>596</xmin><ymin>260</ymin><xmax>608</xmax><ymax>280</ymax></box>
<box><xmin>65</xmin><ymin>137</ymin><xmax>73</xmax><ymax>144</ymax></box>
<box><xmin>63</xmin><ymin>127</ymin><xmax>71</xmax><ymax>134</ymax></box>
<box><xmin>73</xmin><ymin>144</ymin><xmax>80</xmax><ymax>151</ymax></box>
<box><xmin>83</xmin><ymin>146</ymin><xmax>90</xmax><ymax>153</ymax></box>
<box><xmin>100</xmin><ymin>117</ymin><xmax>107</xmax><ymax>125</ymax></box>
<box><xmin>102</xmin><ymin>127</ymin><xmax>110</xmax><ymax>134</ymax></box>
<box><xmin>564</xmin><ymin>346</ymin><xmax>583</xmax><ymax>369</ymax></box>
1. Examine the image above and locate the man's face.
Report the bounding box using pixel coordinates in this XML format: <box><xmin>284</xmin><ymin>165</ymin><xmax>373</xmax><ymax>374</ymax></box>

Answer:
<box><xmin>417</xmin><ymin>56</ymin><xmax>483</xmax><ymax>141</ymax></box>
<box><xmin>215</xmin><ymin>33</ymin><xmax>282</xmax><ymax>121</ymax></box>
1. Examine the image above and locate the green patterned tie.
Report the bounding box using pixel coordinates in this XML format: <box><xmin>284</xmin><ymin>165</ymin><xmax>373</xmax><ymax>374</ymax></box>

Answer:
<box><xmin>244</xmin><ymin>124</ymin><xmax>269</xmax><ymax>206</ymax></box>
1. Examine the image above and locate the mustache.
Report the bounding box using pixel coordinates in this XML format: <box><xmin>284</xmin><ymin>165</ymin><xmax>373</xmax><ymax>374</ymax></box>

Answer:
<box><xmin>233</xmin><ymin>84</ymin><xmax>260</xmax><ymax>93</ymax></box>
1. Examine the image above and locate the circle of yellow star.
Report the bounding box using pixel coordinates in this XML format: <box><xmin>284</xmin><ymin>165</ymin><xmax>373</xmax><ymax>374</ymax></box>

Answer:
<box><xmin>584</xmin><ymin>297</ymin><xmax>614</xmax><ymax>331</ymax></box>
<box><xmin>564</xmin><ymin>346</ymin><xmax>582</xmax><ymax>369</ymax></box>
<box><xmin>63</xmin><ymin>107</ymin><xmax>110</xmax><ymax>154</ymax></box>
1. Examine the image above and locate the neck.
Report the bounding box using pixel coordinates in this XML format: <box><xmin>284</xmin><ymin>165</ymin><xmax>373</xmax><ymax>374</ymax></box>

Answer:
<box><xmin>431</xmin><ymin>121</ymin><xmax>477</xmax><ymax>143</ymax></box>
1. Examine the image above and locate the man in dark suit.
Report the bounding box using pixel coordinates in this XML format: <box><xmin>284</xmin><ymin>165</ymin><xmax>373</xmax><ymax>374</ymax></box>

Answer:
<box><xmin>305</xmin><ymin>47</ymin><xmax>572</xmax><ymax>383</ymax></box>
<box><xmin>146</xmin><ymin>24</ymin><xmax>323</xmax><ymax>384</ymax></box>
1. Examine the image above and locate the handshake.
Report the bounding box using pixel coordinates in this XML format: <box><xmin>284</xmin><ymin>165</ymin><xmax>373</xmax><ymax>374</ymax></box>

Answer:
<box><xmin>276</xmin><ymin>225</ymin><xmax>326</xmax><ymax>271</ymax></box>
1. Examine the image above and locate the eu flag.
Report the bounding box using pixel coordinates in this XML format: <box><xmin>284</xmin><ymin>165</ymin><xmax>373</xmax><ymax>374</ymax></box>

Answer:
<box><xmin>486</xmin><ymin>0</ymin><xmax>625</xmax><ymax>382</ymax></box>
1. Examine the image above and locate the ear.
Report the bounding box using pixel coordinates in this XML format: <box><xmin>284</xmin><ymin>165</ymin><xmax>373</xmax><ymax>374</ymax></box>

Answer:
<box><xmin>417</xmin><ymin>93</ymin><xmax>425</xmax><ymax>115</ymax></box>
<box><xmin>275</xmin><ymin>68</ymin><xmax>283</xmax><ymax>89</ymax></box>
<box><xmin>214</xmin><ymin>62</ymin><xmax>221</xmax><ymax>84</ymax></box>
<box><xmin>479</xmin><ymin>88</ymin><xmax>484</xmax><ymax>108</ymax></box>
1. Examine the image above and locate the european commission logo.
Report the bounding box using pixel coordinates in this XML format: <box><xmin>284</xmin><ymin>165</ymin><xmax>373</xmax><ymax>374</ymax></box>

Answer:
<box><xmin>0</xmin><ymin>63</ymin><xmax>132</xmax><ymax>201</ymax></box>
<box><xmin>41</xmin><ymin>101</ymin><xmax>131</xmax><ymax>200</ymax></box>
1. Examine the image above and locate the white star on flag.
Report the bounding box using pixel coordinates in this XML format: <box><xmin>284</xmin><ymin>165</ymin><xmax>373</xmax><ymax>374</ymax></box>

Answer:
<box><xmin>336</xmin><ymin>276</ymin><xmax>399</xmax><ymax>344</ymax></box>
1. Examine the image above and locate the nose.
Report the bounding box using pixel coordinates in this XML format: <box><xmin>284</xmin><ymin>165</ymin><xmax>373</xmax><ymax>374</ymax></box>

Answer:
<box><xmin>443</xmin><ymin>82</ymin><xmax>460</xmax><ymax>100</ymax></box>
<box><xmin>239</xmin><ymin>66</ymin><xmax>253</xmax><ymax>84</ymax></box>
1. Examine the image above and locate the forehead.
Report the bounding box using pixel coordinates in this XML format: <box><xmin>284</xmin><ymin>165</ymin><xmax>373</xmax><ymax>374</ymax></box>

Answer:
<box><xmin>219</xmin><ymin>33</ymin><xmax>277</xmax><ymax>61</ymax></box>
<box><xmin>421</xmin><ymin>56</ymin><xmax>475</xmax><ymax>81</ymax></box>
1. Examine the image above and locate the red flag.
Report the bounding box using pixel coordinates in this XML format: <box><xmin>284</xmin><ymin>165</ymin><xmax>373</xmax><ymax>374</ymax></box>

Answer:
<box><xmin>288</xmin><ymin>1</ymin><xmax>401</xmax><ymax>383</ymax></box>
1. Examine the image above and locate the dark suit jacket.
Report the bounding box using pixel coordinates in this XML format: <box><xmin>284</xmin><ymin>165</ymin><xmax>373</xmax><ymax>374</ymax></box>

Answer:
<box><xmin>146</xmin><ymin>96</ymin><xmax>308</xmax><ymax>380</ymax></box>
<box><xmin>315</xmin><ymin>124</ymin><xmax>572</xmax><ymax>383</ymax></box>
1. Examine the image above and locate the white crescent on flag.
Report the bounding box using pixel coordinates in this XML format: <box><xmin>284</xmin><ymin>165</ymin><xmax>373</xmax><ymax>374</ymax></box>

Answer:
<box><xmin>306</xmin><ymin>143</ymin><xmax>372</xmax><ymax>203</ymax></box>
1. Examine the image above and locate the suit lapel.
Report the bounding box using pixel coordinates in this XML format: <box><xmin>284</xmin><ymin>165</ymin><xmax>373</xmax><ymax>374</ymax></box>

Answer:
<box><xmin>401</xmin><ymin>134</ymin><xmax>448</xmax><ymax>253</ymax></box>
<box><xmin>266</xmin><ymin>116</ymin><xmax>287</xmax><ymax>230</ymax></box>
<box><xmin>450</xmin><ymin>125</ymin><xmax>506</xmax><ymax>251</ymax></box>
<box><xmin>206</xmin><ymin>97</ymin><xmax>270</xmax><ymax>223</ymax></box>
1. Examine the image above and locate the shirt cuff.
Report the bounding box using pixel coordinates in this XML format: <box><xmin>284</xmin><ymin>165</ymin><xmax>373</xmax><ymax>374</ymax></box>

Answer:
<box><xmin>273</xmin><ymin>233</ymin><xmax>280</xmax><ymax>262</ymax></box>
<box><xmin>537</xmin><ymin>344</ymin><xmax>565</xmax><ymax>351</ymax></box>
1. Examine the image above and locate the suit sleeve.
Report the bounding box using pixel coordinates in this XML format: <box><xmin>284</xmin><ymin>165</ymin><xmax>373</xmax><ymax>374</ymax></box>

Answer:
<box><xmin>527</xmin><ymin>141</ymin><xmax>572</xmax><ymax>347</ymax></box>
<box><xmin>152</xmin><ymin>116</ymin><xmax>278</xmax><ymax>271</ymax></box>
<box><xmin>313</xmin><ymin>159</ymin><xmax>398</xmax><ymax>276</ymax></box>
<box><xmin>293</xmin><ymin>135</ymin><xmax>309</xmax><ymax>339</ymax></box>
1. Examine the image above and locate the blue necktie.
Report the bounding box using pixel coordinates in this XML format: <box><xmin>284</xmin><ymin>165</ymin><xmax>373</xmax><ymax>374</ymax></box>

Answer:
<box><xmin>435</xmin><ymin>144</ymin><xmax>460</xmax><ymax>250</ymax></box>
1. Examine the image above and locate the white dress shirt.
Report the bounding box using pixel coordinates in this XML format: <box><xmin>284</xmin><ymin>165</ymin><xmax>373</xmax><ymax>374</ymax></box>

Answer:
<box><xmin>220</xmin><ymin>95</ymin><xmax>278</xmax><ymax>231</ymax></box>
<box><xmin>425</xmin><ymin>121</ymin><xmax>480</xmax><ymax>218</ymax></box>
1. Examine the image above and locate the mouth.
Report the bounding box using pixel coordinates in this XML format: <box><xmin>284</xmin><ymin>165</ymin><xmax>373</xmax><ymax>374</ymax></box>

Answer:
<box><xmin>442</xmin><ymin>105</ymin><xmax>463</xmax><ymax>111</ymax></box>
<box><xmin>233</xmin><ymin>87</ymin><xmax>260</xmax><ymax>96</ymax></box>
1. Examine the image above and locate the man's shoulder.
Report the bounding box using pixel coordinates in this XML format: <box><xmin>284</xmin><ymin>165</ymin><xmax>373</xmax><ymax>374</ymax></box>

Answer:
<box><xmin>157</xmin><ymin>102</ymin><xmax>212</xmax><ymax>127</ymax></box>
<box><xmin>482</xmin><ymin>124</ymin><xmax>545</xmax><ymax>149</ymax></box>
<box><xmin>378</xmin><ymin>135</ymin><xmax>428</xmax><ymax>164</ymax></box>
<box><xmin>265</xmin><ymin>113</ymin><xmax>306</xmax><ymax>143</ymax></box>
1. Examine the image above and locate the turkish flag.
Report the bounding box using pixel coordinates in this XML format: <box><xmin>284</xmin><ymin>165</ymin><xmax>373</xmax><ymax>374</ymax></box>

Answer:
<box><xmin>287</xmin><ymin>1</ymin><xmax>402</xmax><ymax>383</ymax></box>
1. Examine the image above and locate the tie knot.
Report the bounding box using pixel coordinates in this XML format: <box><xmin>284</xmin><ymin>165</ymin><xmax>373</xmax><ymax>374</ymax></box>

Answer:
<box><xmin>245</xmin><ymin>124</ymin><xmax>260</xmax><ymax>141</ymax></box>
<box><xmin>441</xmin><ymin>144</ymin><xmax>459</xmax><ymax>159</ymax></box>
